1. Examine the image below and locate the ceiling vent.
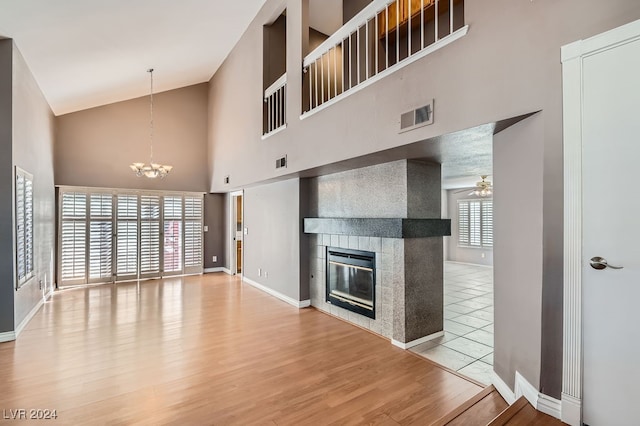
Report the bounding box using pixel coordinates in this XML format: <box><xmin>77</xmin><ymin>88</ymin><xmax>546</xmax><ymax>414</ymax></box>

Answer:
<box><xmin>400</xmin><ymin>99</ymin><xmax>434</xmax><ymax>133</ymax></box>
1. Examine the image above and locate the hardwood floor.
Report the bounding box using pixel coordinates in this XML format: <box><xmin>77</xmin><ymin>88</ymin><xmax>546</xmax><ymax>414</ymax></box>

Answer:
<box><xmin>0</xmin><ymin>274</ymin><xmax>483</xmax><ymax>425</ymax></box>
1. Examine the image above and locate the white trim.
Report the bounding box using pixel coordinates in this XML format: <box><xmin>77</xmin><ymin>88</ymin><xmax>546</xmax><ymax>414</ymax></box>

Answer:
<box><xmin>264</xmin><ymin>73</ymin><xmax>287</xmax><ymax>98</ymax></box>
<box><xmin>559</xmin><ymin>19</ymin><xmax>640</xmax><ymax>426</ymax></box>
<box><xmin>538</xmin><ymin>393</ymin><xmax>562</xmax><ymax>420</ymax></box>
<box><xmin>0</xmin><ymin>331</ymin><xmax>16</xmax><ymax>343</ymax></box>
<box><xmin>300</xmin><ymin>26</ymin><xmax>468</xmax><ymax>121</ymax></box>
<box><xmin>391</xmin><ymin>331</ymin><xmax>444</xmax><ymax>350</ymax></box>
<box><xmin>490</xmin><ymin>371</ymin><xmax>516</xmax><ymax>405</ymax></box>
<box><xmin>561</xmin><ymin>37</ymin><xmax>584</xmax><ymax>423</ymax></box>
<box><xmin>261</xmin><ymin>124</ymin><xmax>287</xmax><ymax>140</ymax></box>
<box><xmin>515</xmin><ymin>371</ymin><xmax>539</xmax><ymax>409</ymax></box>
<box><xmin>204</xmin><ymin>267</ymin><xmax>232</xmax><ymax>274</ymax></box>
<box><xmin>15</xmin><ymin>289</ymin><xmax>51</xmax><ymax>337</ymax></box>
<box><xmin>445</xmin><ymin>260</ymin><xmax>493</xmax><ymax>268</ymax></box>
<box><xmin>243</xmin><ymin>277</ymin><xmax>310</xmax><ymax>309</ymax></box>
<box><xmin>561</xmin><ymin>393</ymin><xmax>582</xmax><ymax>426</ymax></box>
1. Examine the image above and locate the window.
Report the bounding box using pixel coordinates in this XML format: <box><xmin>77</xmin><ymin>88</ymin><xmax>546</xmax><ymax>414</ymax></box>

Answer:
<box><xmin>458</xmin><ymin>199</ymin><xmax>493</xmax><ymax>248</ymax></box>
<box><xmin>58</xmin><ymin>188</ymin><xmax>204</xmax><ymax>286</ymax></box>
<box><xmin>15</xmin><ymin>167</ymin><xmax>34</xmax><ymax>288</ymax></box>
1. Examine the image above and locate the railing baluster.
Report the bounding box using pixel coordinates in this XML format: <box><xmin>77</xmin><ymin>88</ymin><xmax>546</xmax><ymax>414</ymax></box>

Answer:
<box><xmin>421</xmin><ymin>0</ymin><xmax>424</xmax><ymax>49</ymax></box>
<box><xmin>349</xmin><ymin>32</ymin><xmax>353</xmax><ymax>90</ymax></box>
<box><xmin>408</xmin><ymin>0</ymin><xmax>412</xmax><ymax>56</ymax></box>
<box><xmin>435</xmin><ymin>0</ymin><xmax>439</xmax><ymax>41</ymax></box>
<box><xmin>396</xmin><ymin>0</ymin><xmax>400</xmax><ymax>64</ymax></box>
<box><xmin>308</xmin><ymin>67</ymin><xmax>312</xmax><ymax>111</ymax></box>
<box><xmin>365</xmin><ymin>20</ymin><xmax>370</xmax><ymax>80</ymax></box>
<box><xmin>385</xmin><ymin>6</ymin><xmax>389</xmax><ymax>70</ymax></box>
<box><xmin>341</xmin><ymin>40</ymin><xmax>345</xmax><ymax>95</ymax></box>
<box><xmin>450</xmin><ymin>0</ymin><xmax>454</xmax><ymax>35</ymax></box>
<box><xmin>314</xmin><ymin>60</ymin><xmax>319</xmax><ymax>108</ymax></box>
<box><xmin>333</xmin><ymin>46</ymin><xmax>338</xmax><ymax>98</ymax></box>
<box><xmin>356</xmin><ymin>27</ymin><xmax>362</xmax><ymax>84</ymax></box>
<box><xmin>283</xmin><ymin>84</ymin><xmax>286</xmax><ymax>126</ymax></box>
<box><xmin>375</xmin><ymin>13</ymin><xmax>379</xmax><ymax>75</ymax></box>
<box><xmin>321</xmin><ymin>53</ymin><xmax>325</xmax><ymax>104</ymax></box>
<box><xmin>268</xmin><ymin>95</ymin><xmax>272</xmax><ymax>133</ymax></box>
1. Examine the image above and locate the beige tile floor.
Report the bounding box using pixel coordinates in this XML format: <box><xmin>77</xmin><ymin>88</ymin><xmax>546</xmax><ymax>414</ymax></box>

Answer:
<box><xmin>410</xmin><ymin>261</ymin><xmax>494</xmax><ymax>385</ymax></box>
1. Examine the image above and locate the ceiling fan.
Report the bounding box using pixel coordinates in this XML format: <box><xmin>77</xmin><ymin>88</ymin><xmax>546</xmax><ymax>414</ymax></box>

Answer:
<box><xmin>454</xmin><ymin>175</ymin><xmax>493</xmax><ymax>197</ymax></box>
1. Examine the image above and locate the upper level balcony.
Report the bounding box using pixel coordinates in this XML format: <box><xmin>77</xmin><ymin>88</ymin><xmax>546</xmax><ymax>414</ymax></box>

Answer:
<box><xmin>262</xmin><ymin>0</ymin><xmax>466</xmax><ymax>137</ymax></box>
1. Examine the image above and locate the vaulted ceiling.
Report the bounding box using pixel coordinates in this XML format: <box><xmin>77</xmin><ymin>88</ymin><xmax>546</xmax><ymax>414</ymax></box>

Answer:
<box><xmin>0</xmin><ymin>0</ymin><xmax>266</xmax><ymax>115</ymax></box>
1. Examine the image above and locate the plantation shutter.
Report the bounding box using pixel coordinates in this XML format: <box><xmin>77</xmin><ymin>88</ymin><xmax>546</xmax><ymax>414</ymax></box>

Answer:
<box><xmin>163</xmin><ymin>196</ymin><xmax>183</xmax><ymax>274</ymax></box>
<box><xmin>60</xmin><ymin>192</ymin><xmax>87</xmax><ymax>284</ymax></box>
<box><xmin>482</xmin><ymin>201</ymin><xmax>493</xmax><ymax>247</ymax></box>
<box><xmin>89</xmin><ymin>193</ymin><xmax>113</xmax><ymax>282</ymax></box>
<box><xmin>469</xmin><ymin>201</ymin><xmax>482</xmax><ymax>247</ymax></box>
<box><xmin>116</xmin><ymin>195</ymin><xmax>138</xmax><ymax>279</ymax></box>
<box><xmin>184</xmin><ymin>196</ymin><xmax>203</xmax><ymax>273</ymax></box>
<box><xmin>15</xmin><ymin>169</ymin><xmax>34</xmax><ymax>287</ymax></box>
<box><xmin>140</xmin><ymin>195</ymin><xmax>161</xmax><ymax>276</ymax></box>
<box><xmin>458</xmin><ymin>201</ymin><xmax>469</xmax><ymax>246</ymax></box>
<box><xmin>457</xmin><ymin>199</ymin><xmax>493</xmax><ymax>248</ymax></box>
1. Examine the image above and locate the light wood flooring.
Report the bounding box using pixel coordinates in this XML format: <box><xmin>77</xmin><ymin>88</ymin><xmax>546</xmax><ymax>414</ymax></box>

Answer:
<box><xmin>0</xmin><ymin>273</ymin><xmax>484</xmax><ymax>425</ymax></box>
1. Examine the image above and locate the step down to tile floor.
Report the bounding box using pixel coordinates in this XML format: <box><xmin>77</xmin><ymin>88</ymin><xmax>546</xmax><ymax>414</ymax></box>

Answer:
<box><xmin>431</xmin><ymin>388</ymin><xmax>566</xmax><ymax>426</ymax></box>
<box><xmin>487</xmin><ymin>396</ymin><xmax>565</xmax><ymax>425</ymax></box>
<box><xmin>430</xmin><ymin>385</ymin><xmax>508</xmax><ymax>426</ymax></box>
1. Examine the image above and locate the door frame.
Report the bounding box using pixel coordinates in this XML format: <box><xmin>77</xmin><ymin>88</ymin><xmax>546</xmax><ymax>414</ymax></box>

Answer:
<box><xmin>561</xmin><ymin>18</ymin><xmax>640</xmax><ymax>426</ymax></box>
<box><xmin>229</xmin><ymin>190</ymin><xmax>243</xmax><ymax>276</ymax></box>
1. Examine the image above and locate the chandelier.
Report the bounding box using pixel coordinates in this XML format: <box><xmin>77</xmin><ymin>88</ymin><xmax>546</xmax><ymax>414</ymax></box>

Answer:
<box><xmin>130</xmin><ymin>69</ymin><xmax>173</xmax><ymax>178</ymax></box>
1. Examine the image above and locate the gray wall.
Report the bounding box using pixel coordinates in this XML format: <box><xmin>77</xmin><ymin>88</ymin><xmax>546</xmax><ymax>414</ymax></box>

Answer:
<box><xmin>207</xmin><ymin>0</ymin><xmax>640</xmax><ymax>397</ymax></box>
<box><xmin>0</xmin><ymin>40</ymin><xmax>14</xmax><ymax>334</ymax></box>
<box><xmin>343</xmin><ymin>0</ymin><xmax>372</xmax><ymax>23</ymax></box>
<box><xmin>56</xmin><ymin>83</ymin><xmax>209</xmax><ymax>192</ymax></box>
<box><xmin>204</xmin><ymin>193</ymin><xmax>226</xmax><ymax>270</ymax></box>
<box><xmin>12</xmin><ymin>43</ymin><xmax>56</xmax><ymax>328</ymax></box>
<box><xmin>243</xmin><ymin>179</ymin><xmax>304</xmax><ymax>301</ymax></box>
<box><xmin>493</xmin><ymin>114</ymin><xmax>544</xmax><ymax>392</ymax></box>
<box><xmin>263</xmin><ymin>14</ymin><xmax>287</xmax><ymax>89</ymax></box>
<box><xmin>446</xmin><ymin>189</ymin><xmax>493</xmax><ymax>266</ymax></box>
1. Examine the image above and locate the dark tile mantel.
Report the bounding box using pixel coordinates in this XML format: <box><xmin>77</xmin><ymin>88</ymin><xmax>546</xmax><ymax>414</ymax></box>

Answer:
<box><xmin>303</xmin><ymin>218</ymin><xmax>451</xmax><ymax>239</ymax></box>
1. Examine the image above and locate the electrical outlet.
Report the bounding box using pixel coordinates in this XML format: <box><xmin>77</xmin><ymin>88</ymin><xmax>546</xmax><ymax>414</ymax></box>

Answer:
<box><xmin>258</xmin><ymin>268</ymin><xmax>261</xmax><ymax>277</ymax></box>
<box><xmin>481</xmin><ymin>253</ymin><xmax>486</xmax><ymax>258</ymax></box>
<box><xmin>212</xmin><ymin>255</ymin><xmax>217</xmax><ymax>262</ymax></box>
<box><xmin>244</xmin><ymin>227</ymin><xmax>248</xmax><ymax>235</ymax></box>
<box><xmin>204</xmin><ymin>225</ymin><xmax>209</xmax><ymax>232</ymax></box>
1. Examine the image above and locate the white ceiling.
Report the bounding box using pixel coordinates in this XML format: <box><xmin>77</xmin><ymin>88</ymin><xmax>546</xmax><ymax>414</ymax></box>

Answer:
<box><xmin>0</xmin><ymin>0</ymin><xmax>266</xmax><ymax>115</ymax></box>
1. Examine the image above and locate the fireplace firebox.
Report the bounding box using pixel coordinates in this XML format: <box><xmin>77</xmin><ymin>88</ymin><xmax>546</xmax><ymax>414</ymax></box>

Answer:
<box><xmin>326</xmin><ymin>247</ymin><xmax>376</xmax><ymax>319</ymax></box>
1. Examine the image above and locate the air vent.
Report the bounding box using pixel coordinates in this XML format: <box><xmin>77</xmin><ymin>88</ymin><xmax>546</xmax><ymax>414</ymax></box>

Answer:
<box><xmin>400</xmin><ymin>99</ymin><xmax>434</xmax><ymax>133</ymax></box>
<box><xmin>224</xmin><ymin>175</ymin><xmax>230</xmax><ymax>185</ymax></box>
<box><xmin>275</xmin><ymin>155</ymin><xmax>287</xmax><ymax>169</ymax></box>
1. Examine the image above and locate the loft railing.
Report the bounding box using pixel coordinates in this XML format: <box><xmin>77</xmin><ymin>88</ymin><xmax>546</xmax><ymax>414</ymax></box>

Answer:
<box><xmin>302</xmin><ymin>0</ymin><xmax>466</xmax><ymax>116</ymax></box>
<box><xmin>263</xmin><ymin>73</ymin><xmax>287</xmax><ymax>137</ymax></box>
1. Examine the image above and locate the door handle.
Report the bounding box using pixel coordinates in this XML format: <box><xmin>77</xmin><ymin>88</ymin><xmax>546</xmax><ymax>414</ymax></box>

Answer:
<box><xmin>589</xmin><ymin>256</ymin><xmax>624</xmax><ymax>270</ymax></box>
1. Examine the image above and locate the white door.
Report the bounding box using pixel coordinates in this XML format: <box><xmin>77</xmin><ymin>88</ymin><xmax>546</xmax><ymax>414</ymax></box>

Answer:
<box><xmin>582</xmin><ymin>30</ymin><xmax>640</xmax><ymax>424</ymax></box>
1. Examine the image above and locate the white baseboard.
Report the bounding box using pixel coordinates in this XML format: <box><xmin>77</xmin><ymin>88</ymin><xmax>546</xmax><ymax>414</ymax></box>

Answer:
<box><xmin>492</xmin><ymin>370</ymin><xmax>563</xmax><ymax>421</ymax></box>
<box><xmin>538</xmin><ymin>393</ymin><xmax>562</xmax><ymax>420</ymax></box>
<box><xmin>392</xmin><ymin>331</ymin><xmax>444</xmax><ymax>350</ymax></box>
<box><xmin>15</xmin><ymin>289</ymin><xmax>52</xmax><ymax>337</ymax></box>
<box><xmin>490</xmin><ymin>370</ymin><xmax>516</xmax><ymax>405</ymax></box>
<box><xmin>561</xmin><ymin>393</ymin><xmax>581</xmax><ymax>426</ymax></box>
<box><xmin>204</xmin><ymin>267</ymin><xmax>233</xmax><ymax>275</ymax></box>
<box><xmin>0</xmin><ymin>331</ymin><xmax>16</xmax><ymax>343</ymax></box>
<box><xmin>243</xmin><ymin>277</ymin><xmax>310</xmax><ymax>309</ymax></box>
<box><xmin>515</xmin><ymin>371</ymin><xmax>539</xmax><ymax>409</ymax></box>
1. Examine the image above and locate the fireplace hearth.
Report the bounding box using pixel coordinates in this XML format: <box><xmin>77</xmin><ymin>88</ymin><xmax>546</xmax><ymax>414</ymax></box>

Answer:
<box><xmin>326</xmin><ymin>247</ymin><xmax>376</xmax><ymax>319</ymax></box>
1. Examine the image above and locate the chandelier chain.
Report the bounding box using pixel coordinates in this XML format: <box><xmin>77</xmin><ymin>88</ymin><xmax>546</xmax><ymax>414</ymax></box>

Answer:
<box><xmin>149</xmin><ymin>68</ymin><xmax>154</xmax><ymax>165</ymax></box>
